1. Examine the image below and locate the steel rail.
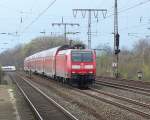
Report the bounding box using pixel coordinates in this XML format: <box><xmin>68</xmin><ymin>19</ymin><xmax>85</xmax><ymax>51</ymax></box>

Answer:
<box><xmin>96</xmin><ymin>76</ymin><xmax>150</xmax><ymax>85</ymax></box>
<box><xmin>90</xmin><ymin>88</ymin><xmax>150</xmax><ymax>109</ymax></box>
<box><xmin>96</xmin><ymin>80</ymin><xmax>150</xmax><ymax>92</ymax></box>
<box><xmin>96</xmin><ymin>81</ymin><xmax>150</xmax><ymax>96</ymax></box>
<box><xmin>13</xmin><ymin>77</ymin><xmax>43</xmax><ymax>120</ymax></box>
<box><xmin>13</xmin><ymin>73</ymin><xmax>78</xmax><ymax>120</ymax></box>
<box><xmin>18</xmin><ymin>72</ymin><xmax>150</xmax><ymax>119</ymax></box>
<box><xmin>77</xmin><ymin>89</ymin><xmax>150</xmax><ymax>119</ymax></box>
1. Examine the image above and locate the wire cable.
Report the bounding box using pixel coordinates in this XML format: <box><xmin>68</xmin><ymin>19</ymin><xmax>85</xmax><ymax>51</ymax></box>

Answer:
<box><xmin>119</xmin><ymin>0</ymin><xmax>150</xmax><ymax>13</ymax></box>
<box><xmin>21</xmin><ymin>0</ymin><xmax>57</xmax><ymax>33</ymax></box>
<box><xmin>98</xmin><ymin>0</ymin><xmax>150</xmax><ymax>21</ymax></box>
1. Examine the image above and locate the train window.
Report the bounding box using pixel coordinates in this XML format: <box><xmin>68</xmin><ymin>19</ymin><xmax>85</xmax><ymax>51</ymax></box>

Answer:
<box><xmin>72</xmin><ymin>52</ymin><xmax>82</xmax><ymax>62</ymax></box>
<box><xmin>82</xmin><ymin>52</ymin><xmax>93</xmax><ymax>62</ymax></box>
<box><xmin>72</xmin><ymin>51</ymin><xmax>93</xmax><ymax>62</ymax></box>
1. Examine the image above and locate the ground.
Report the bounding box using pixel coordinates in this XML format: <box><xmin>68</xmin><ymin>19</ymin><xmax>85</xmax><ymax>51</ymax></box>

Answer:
<box><xmin>0</xmin><ymin>85</ymin><xmax>20</xmax><ymax>120</ymax></box>
<box><xmin>0</xmin><ymin>72</ymin><xmax>35</xmax><ymax>120</ymax></box>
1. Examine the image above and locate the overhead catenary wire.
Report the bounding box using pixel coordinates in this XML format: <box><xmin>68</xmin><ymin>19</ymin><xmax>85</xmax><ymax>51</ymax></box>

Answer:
<box><xmin>1</xmin><ymin>0</ymin><xmax>149</xmax><ymax>52</ymax></box>
<box><xmin>19</xmin><ymin>0</ymin><xmax>150</xmax><ymax>36</ymax></box>
<box><xmin>21</xmin><ymin>0</ymin><xmax>57</xmax><ymax>34</ymax></box>
<box><xmin>97</xmin><ymin>0</ymin><xmax>150</xmax><ymax>21</ymax></box>
<box><xmin>16</xmin><ymin>0</ymin><xmax>41</xmax><ymax>36</ymax></box>
<box><xmin>119</xmin><ymin>0</ymin><xmax>150</xmax><ymax>13</ymax></box>
<box><xmin>89</xmin><ymin>0</ymin><xmax>150</xmax><ymax>35</ymax></box>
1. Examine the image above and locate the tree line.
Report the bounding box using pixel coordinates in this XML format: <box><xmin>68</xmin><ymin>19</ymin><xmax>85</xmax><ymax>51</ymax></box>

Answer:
<box><xmin>0</xmin><ymin>36</ymin><xmax>82</xmax><ymax>69</ymax></box>
<box><xmin>0</xmin><ymin>36</ymin><xmax>150</xmax><ymax>81</ymax></box>
<box><xmin>96</xmin><ymin>38</ymin><xmax>150</xmax><ymax>81</ymax></box>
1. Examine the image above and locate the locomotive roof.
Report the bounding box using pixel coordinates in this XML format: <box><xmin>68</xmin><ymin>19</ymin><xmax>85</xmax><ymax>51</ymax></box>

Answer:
<box><xmin>57</xmin><ymin>49</ymin><xmax>94</xmax><ymax>55</ymax></box>
<box><xmin>25</xmin><ymin>46</ymin><xmax>60</xmax><ymax>60</ymax></box>
<box><xmin>24</xmin><ymin>45</ymin><xmax>71</xmax><ymax>60</ymax></box>
<box><xmin>24</xmin><ymin>45</ymin><xmax>94</xmax><ymax>61</ymax></box>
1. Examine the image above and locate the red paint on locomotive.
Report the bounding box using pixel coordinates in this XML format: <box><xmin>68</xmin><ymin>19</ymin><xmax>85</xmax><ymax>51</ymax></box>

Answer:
<box><xmin>24</xmin><ymin>45</ymin><xmax>96</xmax><ymax>87</ymax></box>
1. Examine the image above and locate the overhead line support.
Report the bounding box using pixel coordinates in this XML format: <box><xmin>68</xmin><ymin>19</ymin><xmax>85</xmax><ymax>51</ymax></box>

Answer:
<box><xmin>52</xmin><ymin>21</ymin><xmax>79</xmax><ymax>44</ymax></box>
<box><xmin>72</xmin><ymin>9</ymin><xmax>107</xmax><ymax>49</ymax></box>
<box><xmin>113</xmin><ymin>0</ymin><xmax>120</xmax><ymax>78</ymax></box>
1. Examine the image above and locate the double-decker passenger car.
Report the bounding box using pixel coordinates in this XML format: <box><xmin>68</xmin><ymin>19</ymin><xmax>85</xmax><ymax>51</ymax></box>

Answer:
<box><xmin>24</xmin><ymin>45</ymin><xmax>96</xmax><ymax>87</ymax></box>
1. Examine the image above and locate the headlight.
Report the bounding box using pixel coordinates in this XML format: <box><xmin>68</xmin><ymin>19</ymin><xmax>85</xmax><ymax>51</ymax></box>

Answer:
<box><xmin>72</xmin><ymin>65</ymin><xmax>81</xmax><ymax>69</ymax></box>
<box><xmin>89</xmin><ymin>71</ymin><xmax>93</xmax><ymax>73</ymax></box>
<box><xmin>84</xmin><ymin>65</ymin><xmax>93</xmax><ymax>69</ymax></box>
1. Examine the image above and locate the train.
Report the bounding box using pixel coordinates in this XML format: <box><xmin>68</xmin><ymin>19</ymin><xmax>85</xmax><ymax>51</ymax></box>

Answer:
<box><xmin>1</xmin><ymin>66</ymin><xmax>16</xmax><ymax>72</ymax></box>
<box><xmin>24</xmin><ymin>45</ymin><xmax>96</xmax><ymax>88</ymax></box>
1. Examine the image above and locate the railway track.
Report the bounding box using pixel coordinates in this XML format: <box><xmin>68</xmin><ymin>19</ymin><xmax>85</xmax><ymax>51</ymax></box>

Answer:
<box><xmin>18</xmin><ymin>72</ymin><xmax>105</xmax><ymax>120</ymax></box>
<box><xmin>10</xmin><ymin>73</ymin><xmax>78</xmax><ymax>120</ymax></box>
<box><xmin>95</xmin><ymin>80</ymin><xmax>150</xmax><ymax>96</ymax></box>
<box><xmin>16</xmin><ymin>72</ymin><xmax>150</xmax><ymax>119</ymax></box>
<box><xmin>96</xmin><ymin>76</ymin><xmax>150</xmax><ymax>89</ymax></box>
<box><xmin>90</xmin><ymin>88</ymin><xmax>150</xmax><ymax>109</ymax></box>
<box><xmin>78</xmin><ymin>88</ymin><xmax>150</xmax><ymax>119</ymax></box>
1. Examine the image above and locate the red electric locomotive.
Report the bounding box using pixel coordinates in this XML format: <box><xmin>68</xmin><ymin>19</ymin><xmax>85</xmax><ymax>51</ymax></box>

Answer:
<box><xmin>24</xmin><ymin>45</ymin><xmax>96</xmax><ymax>87</ymax></box>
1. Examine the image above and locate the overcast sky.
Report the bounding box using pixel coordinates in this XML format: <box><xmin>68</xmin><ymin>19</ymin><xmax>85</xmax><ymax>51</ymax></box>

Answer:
<box><xmin>0</xmin><ymin>0</ymin><xmax>150</xmax><ymax>52</ymax></box>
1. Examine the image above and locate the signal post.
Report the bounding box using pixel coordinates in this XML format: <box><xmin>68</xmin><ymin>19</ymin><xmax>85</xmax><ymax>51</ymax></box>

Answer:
<box><xmin>113</xmin><ymin>0</ymin><xmax>120</xmax><ymax>78</ymax></box>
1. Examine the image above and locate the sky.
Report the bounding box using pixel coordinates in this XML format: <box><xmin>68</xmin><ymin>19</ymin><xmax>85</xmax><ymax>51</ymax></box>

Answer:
<box><xmin>0</xmin><ymin>0</ymin><xmax>150</xmax><ymax>52</ymax></box>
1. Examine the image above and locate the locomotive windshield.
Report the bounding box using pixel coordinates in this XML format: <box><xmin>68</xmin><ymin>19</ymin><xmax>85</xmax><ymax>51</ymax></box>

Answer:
<box><xmin>71</xmin><ymin>51</ymin><xmax>93</xmax><ymax>62</ymax></box>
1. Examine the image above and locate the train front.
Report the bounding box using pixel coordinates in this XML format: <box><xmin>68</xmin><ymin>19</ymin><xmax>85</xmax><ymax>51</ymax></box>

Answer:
<box><xmin>70</xmin><ymin>49</ymin><xmax>96</xmax><ymax>87</ymax></box>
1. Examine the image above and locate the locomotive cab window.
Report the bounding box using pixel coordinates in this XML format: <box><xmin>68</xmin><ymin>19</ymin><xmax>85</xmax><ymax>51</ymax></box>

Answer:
<box><xmin>71</xmin><ymin>51</ymin><xmax>93</xmax><ymax>62</ymax></box>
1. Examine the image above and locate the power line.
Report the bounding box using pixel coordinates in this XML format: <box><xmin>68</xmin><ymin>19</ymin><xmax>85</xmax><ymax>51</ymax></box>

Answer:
<box><xmin>120</xmin><ymin>0</ymin><xmax>138</xmax><ymax>8</ymax></box>
<box><xmin>120</xmin><ymin>0</ymin><xmax>150</xmax><ymax>13</ymax></box>
<box><xmin>99</xmin><ymin>0</ymin><xmax>150</xmax><ymax>21</ymax></box>
<box><xmin>52</xmin><ymin>18</ymin><xmax>80</xmax><ymax>43</ymax></box>
<box><xmin>21</xmin><ymin>0</ymin><xmax>57</xmax><ymax>33</ymax></box>
<box><xmin>73</xmin><ymin>9</ymin><xmax>107</xmax><ymax>49</ymax></box>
